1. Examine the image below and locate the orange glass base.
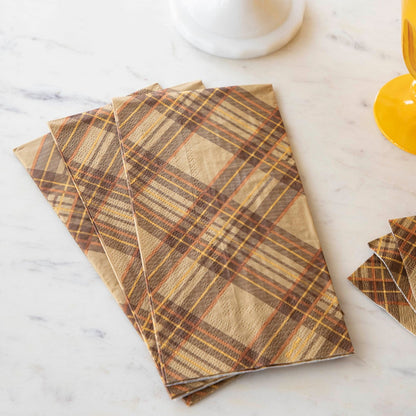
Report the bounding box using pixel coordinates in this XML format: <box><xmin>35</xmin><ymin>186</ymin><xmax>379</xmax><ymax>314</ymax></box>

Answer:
<box><xmin>374</xmin><ymin>74</ymin><xmax>416</xmax><ymax>155</ymax></box>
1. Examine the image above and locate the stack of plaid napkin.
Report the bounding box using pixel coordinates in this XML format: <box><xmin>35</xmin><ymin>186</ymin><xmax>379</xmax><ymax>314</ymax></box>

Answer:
<box><xmin>14</xmin><ymin>81</ymin><xmax>354</xmax><ymax>404</ymax></box>
<box><xmin>349</xmin><ymin>217</ymin><xmax>416</xmax><ymax>335</ymax></box>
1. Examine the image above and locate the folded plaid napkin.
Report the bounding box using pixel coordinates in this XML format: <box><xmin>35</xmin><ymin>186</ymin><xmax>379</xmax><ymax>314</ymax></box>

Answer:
<box><xmin>369</xmin><ymin>233</ymin><xmax>416</xmax><ymax>310</ymax></box>
<box><xmin>46</xmin><ymin>81</ymin><xmax>232</xmax><ymax>400</ymax></box>
<box><xmin>349</xmin><ymin>216</ymin><xmax>416</xmax><ymax>336</ymax></box>
<box><xmin>113</xmin><ymin>84</ymin><xmax>354</xmax><ymax>385</ymax></box>
<box><xmin>13</xmin><ymin>134</ymin><xmax>130</xmax><ymax>318</ymax></box>
<box><xmin>13</xmin><ymin>133</ymin><xmax>228</xmax><ymax>404</ymax></box>
<box><xmin>349</xmin><ymin>255</ymin><xmax>416</xmax><ymax>335</ymax></box>
<box><xmin>390</xmin><ymin>217</ymin><xmax>416</xmax><ymax>296</ymax></box>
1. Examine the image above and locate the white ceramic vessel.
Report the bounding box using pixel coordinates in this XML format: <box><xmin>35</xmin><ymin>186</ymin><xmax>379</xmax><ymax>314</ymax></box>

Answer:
<box><xmin>170</xmin><ymin>0</ymin><xmax>306</xmax><ymax>59</ymax></box>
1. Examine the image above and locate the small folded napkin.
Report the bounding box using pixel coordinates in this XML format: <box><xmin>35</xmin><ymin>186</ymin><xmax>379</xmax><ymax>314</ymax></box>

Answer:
<box><xmin>349</xmin><ymin>216</ymin><xmax>416</xmax><ymax>336</ymax></box>
<box><xmin>349</xmin><ymin>255</ymin><xmax>416</xmax><ymax>335</ymax></box>
<box><xmin>113</xmin><ymin>84</ymin><xmax>354</xmax><ymax>385</ymax></box>
<box><xmin>389</xmin><ymin>217</ymin><xmax>416</xmax><ymax>296</ymax></box>
<box><xmin>369</xmin><ymin>233</ymin><xmax>416</xmax><ymax>310</ymax></box>
<box><xmin>14</xmin><ymin>86</ymin><xmax>229</xmax><ymax>404</ymax></box>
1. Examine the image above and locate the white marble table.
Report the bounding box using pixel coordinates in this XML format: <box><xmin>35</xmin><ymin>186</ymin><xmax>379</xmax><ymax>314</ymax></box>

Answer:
<box><xmin>1</xmin><ymin>1</ymin><xmax>416</xmax><ymax>415</ymax></box>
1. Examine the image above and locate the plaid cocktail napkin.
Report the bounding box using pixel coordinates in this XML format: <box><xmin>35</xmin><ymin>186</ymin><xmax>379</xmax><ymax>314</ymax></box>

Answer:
<box><xmin>349</xmin><ymin>216</ymin><xmax>416</xmax><ymax>335</ymax></box>
<box><xmin>13</xmin><ymin>134</ymin><xmax>228</xmax><ymax>403</ymax></box>
<box><xmin>14</xmin><ymin>83</ymin><xmax>229</xmax><ymax>404</ymax></box>
<box><xmin>14</xmin><ymin>81</ymin><xmax>354</xmax><ymax>403</ymax></box>
<box><xmin>113</xmin><ymin>84</ymin><xmax>354</xmax><ymax>385</ymax></box>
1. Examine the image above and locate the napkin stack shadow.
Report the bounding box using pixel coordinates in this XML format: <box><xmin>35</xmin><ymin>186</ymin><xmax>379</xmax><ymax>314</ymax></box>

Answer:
<box><xmin>348</xmin><ymin>217</ymin><xmax>416</xmax><ymax>335</ymax></box>
<box><xmin>14</xmin><ymin>81</ymin><xmax>354</xmax><ymax>404</ymax></box>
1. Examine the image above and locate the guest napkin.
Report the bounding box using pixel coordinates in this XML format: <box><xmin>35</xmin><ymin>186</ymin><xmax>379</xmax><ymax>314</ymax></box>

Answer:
<box><xmin>113</xmin><ymin>84</ymin><xmax>354</xmax><ymax>385</ymax></box>
<box><xmin>389</xmin><ymin>216</ymin><xmax>416</xmax><ymax>297</ymax></box>
<box><xmin>13</xmin><ymin>134</ymin><xmax>130</xmax><ymax>319</ymax></box>
<box><xmin>13</xmin><ymin>131</ymin><xmax>227</xmax><ymax>404</ymax></box>
<box><xmin>348</xmin><ymin>216</ymin><xmax>416</xmax><ymax>336</ymax></box>
<box><xmin>47</xmin><ymin>81</ymin><xmax>230</xmax><ymax>400</ymax></box>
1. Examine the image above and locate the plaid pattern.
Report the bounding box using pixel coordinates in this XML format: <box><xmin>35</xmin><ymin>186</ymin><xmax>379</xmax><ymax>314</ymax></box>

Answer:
<box><xmin>348</xmin><ymin>255</ymin><xmax>416</xmax><ymax>335</ymax></box>
<box><xmin>369</xmin><ymin>233</ymin><xmax>416</xmax><ymax>311</ymax></box>
<box><xmin>390</xmin><ymin>216</ymin><xmax>416</xmax><ymax>299</ymax></box>
<box><xmin>47</xmin><ymin>82</ymin><xmax>229</xmax><ymax>400</ymax></box>
<box><xmin>113</xmin><ymin>84</ymin><xmax>353</xmax><ymax>384</ymax></box>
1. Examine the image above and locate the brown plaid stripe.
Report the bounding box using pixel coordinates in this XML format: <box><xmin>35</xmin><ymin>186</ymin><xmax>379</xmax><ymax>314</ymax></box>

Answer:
<box><xmin>390</xmin><ymin>216</ymin><xmax>416</xmax><ymax>299</ymax></box>
<box><xmin>369</xmin><ymin>233</ymin><xmax>416</xmax><ymax>311</ymax></box>
<box><xmin>348</xmin><ymin>254</ymin><xmax>416</xmax><ymax>335</ymax></box>
<box><xmin>47</xmin><ymin>82</ymin><xmax>230</xmax><ymax>399</ymax></box>
<box><xmin>114</xmin><ymin>84</ymin><xmax>353</xmax><ymax>384</ymax></box>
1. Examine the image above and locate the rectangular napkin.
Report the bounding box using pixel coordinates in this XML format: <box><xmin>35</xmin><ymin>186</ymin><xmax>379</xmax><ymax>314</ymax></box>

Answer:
<box><xmin>13</xmin><ymin>131</ymin><xmax>227</xmax><ymax>403</ymax></box>
<box><xmin>47</xmin><ymin>81</ymin><xmax>230</xmax><ymax>399</ymax></box>
<box><xmin>113</xmin><ymin>84</ymin><xmax>354</xmax><ymax>385</ymax></box>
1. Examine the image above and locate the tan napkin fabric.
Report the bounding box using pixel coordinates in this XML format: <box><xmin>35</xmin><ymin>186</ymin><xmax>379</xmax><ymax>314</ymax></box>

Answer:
<box><xmin>14</xmin><ymin>81</ymin><xmax>353</xmax><ymax>403</ymax></box>
<box><xmin>389</xmin><ymin>216</ymin><xmax>416</xmax><ymax>297</ymax></box>
<box><xmin>349</xmin><ymin>255</ymin><xmax>416</xmax><ymax>335</ymax></box>
<box><xmin>113</xmin><ymin>84</ymin><xmax>353</xmax><ymax>385</ymax></box>
<box><xmin>369</xmin><ymin>233</ymin><xmax>416</xmax><ymax>310</ymax></box>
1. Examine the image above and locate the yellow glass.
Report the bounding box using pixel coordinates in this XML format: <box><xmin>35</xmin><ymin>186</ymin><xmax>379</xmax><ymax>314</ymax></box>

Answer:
<box><xmin>374</xmin><ymin>0</ymin><xmax>416</xmax><ymax>154</ymax></box>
